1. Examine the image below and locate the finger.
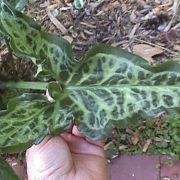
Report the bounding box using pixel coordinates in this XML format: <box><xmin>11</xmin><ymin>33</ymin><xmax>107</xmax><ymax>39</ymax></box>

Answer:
<box><xmin>61</xmin><ymin>133</ymin><xmax>105</xmax><ymax>158</ymax></box>
<box><xmin>26</xmin><ymin>136</ymin><xmax>74</xmax><ymax>180</ymax></box>
<box><xmin>72</xmin><ymin>125</ymin><xmax>85</xmax><ymax>138</ymax></box>
<box><xmin>86</xmin><ymin>138</ymin><xmax>105</xmax><ymax>148</ymax></box>
<box><xmin>26</xmin><ymin>135</ymin><xmax>52</xmax><ymax>159</ymax></box>
<box><xmin>72</xmin><ymin>126</ymin><xmax>105</xmax><ymax>147</ymax></box>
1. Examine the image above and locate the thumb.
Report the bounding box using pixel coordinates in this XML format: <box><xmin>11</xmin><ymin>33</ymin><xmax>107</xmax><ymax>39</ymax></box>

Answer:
<box><xmin>26</xmin><ymin>136</ymin><xmax>74</xmax><ymax>180</ymax></box>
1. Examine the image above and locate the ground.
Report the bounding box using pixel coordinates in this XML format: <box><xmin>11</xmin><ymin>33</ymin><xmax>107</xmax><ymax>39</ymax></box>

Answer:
<box><xmin>27</xmin><ymin>0</ymin><xmax>180</xmax><ymax>61</ymax></box>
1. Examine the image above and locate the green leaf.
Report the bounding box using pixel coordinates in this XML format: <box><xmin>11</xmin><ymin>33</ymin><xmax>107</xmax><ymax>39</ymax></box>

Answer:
<box><xmin>0</xmin><ymin>0</ymin><xmax>76</xmax><ymax>82</ymax></box>
<box><xmin>0</xmin><ymin>90</ymin><xmax>5</xmax><ymax>110</ymax></box>
<box><xmin>74</xmin><ymin>0</ymin><xmax>86</xmax><ymax>9</ymax></box>
<box><xmin>59</xmin><ymin>44</ymin><xmax>180</xmax><ymax>140</ymax></box>
<box><xmin>0</xmin><ymin>0</ymin><xmax>179</xmax><ymax>148</ymax></box>
<box><xmin>0</xmin><ymin>0</ymin><xmax>28</xmax><ymax>41</ymax></box>
<box><xmin>8</xmin><ymin>0</ymin><xmax>28</xmax><ymax>11</ymax></box>
<box><xmin>0</xmin><ymin>89</ymin><xmax>24</xmax><ymax>110</ymax></box>
<box><xmin>0</xmin><ymin>32</ymin><xmax>4</xmax><ymax>40</ymax></box>
<box><xmin>0</xmin><ymin>93</ymin><xmax>73</xmax><ymax>153</ymax></box>
<box><xmin>0</xmin><ymin>158</ymin><xmax>19</xmax><ymax>180</ymax></box>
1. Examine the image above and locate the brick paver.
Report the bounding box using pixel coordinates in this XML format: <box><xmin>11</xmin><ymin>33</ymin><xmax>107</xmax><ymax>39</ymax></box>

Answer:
<box><xmin>160</xmin><ymin>156</ymin><xmax>180</xmax><ymax>180</ymax></box>
<box><xmin>109</xmin><ymin>155</ymin><xmax>180</xmax><ymax>180</ymax></box>
<box><xmin>109</xmin><ymin>155</ymin><xmax>161</xmax><ymax>180</ymax></box>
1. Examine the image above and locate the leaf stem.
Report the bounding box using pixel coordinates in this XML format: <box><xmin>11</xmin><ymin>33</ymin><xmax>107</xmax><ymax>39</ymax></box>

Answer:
<box><xmin>4</xmin><ymin>37</ymin><xmax>17</xmax><ymax>77</ymax></box>
<box><xmin>0</xmin><ymin>81</ymin><xmax>48</xmax><ymax>90</ymax></box>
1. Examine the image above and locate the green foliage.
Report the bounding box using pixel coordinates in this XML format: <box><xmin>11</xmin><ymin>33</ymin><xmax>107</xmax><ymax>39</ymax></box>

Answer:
<box><xmin>74</xmin><ymin>0</ymin><xmax>86</xmax><ymax>9</ymax></box>
<box><xmin>8</xmin><ymin>0</ymin><xmax>28</xmax><ymax>11</ymax></box>
<box><xmin>0</xmin><ymin>93</ymin><xmax>73</xmax><ymax>153</ymax></box>
<box><xmin>0</xmin><ymin>0</ymin><xmax>74</xmax><ymax>81</ymax></box>
<box><xmin>0</xmin><ymin>0</ymin><xmax>28</xmax><ymax>40</ymax></box>
<box><xmin>0</xmin><ymin>0</ymin><xmax>179</xmax><ymax>155</ymax></box>
<box><xmin>147</xmin><ymin>116</ymin><xmax>180</xmax><ymax>159</ymax></box>
<box><xmin>0</xmin><ymin>158</ymin><xmax>19</xmax><ymax>180</ymax></box>
<box><xmin>105</xmin><ymin>116</ymin><xmax>180</xmax><ymax>160</ymax></box>
<box><xmin>0</xmin><ymin>32</ymin><xmax>4</xmax><ymax>40</ymax></box>
<box><xmin>0</xmin><ymin>89</ymin><xmax>22</xmax><ymax>110</ymax></box>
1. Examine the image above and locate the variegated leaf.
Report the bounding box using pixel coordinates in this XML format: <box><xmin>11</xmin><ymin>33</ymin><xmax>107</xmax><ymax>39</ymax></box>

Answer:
<box><xmin>0</xmin><ymin>0</ymin><xmax>179</xmax><ymax>149</ymax></box>
<box><xmin>0</xmin><ymin>0</ymin><xmax>76</xmax><ymax>82</ymax></box>
<box><xmin>0</xmin><ymin>93</ymin><xmax>73</xmax><ymax>153</ymax></box>
<box><xmin>8</xmin><ymin>0</ymin><xmax>28</xmax><ymax>11</ymax></box>
<box><xmin>0</xmin><ymin>158</ymin><xmax>19</xmax><ymax>180</ymax></box>
<box><xmin>57</xmin><ymin>44</ymin><xmax>180</xmax><ymax>140</ymax></box>
<box><xmin>0</xmin><ymin>89</ymin><xmax>23</xmax><ymax>111</ymax></box>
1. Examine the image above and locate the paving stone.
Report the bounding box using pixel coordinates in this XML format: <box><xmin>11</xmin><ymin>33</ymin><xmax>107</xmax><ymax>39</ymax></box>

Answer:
<box><xmin>109</xmin><ymin>155</ymin><xmax>160</xmax><ymax>180</ymax></box>
<box><xmin>160</xmin><ymin>156</ymin><xmax>180</xmax><ymax>180</ymax></box>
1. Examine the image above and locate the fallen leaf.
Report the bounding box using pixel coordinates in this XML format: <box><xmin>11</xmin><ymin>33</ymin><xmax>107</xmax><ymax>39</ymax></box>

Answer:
<box><xmin>155</xmin><ymin>118</ymin><xmax>164</xmax><ymax>130</ymax></box>
<box><xmin>63</xmin><ymin>36</ymin><xmax>73</xmax><ymax>44</ymax></box>
<box><xmin>131</xmin><ymin>131</ymin><xmax>140</xmax><ymax>145</ymax></box>
<box><xmin>142</xmin><ymin>139</ymin><xmax>152</xmax><ymax>152</ymax></box>
<box><xmin>133</xmin><ymin>44</ymin><xmax>164</xmax><ymax>62</ymax></box>
<box><xmin>131</xmin><ymin>134</ymin><xmax>140</xmax><ymax>145</ymax></box>
<box><xmin>119</xmin><ymin>145</ymin><xmax>128</xmax><ymax>150</ymax></box>
<box><xmin>104</xmin><ymin>141</ymin><xmax>114</xmax><ymax>151</ymax></box>
<box><xmin>173</xmin><ymin>45</ymin><xmax>180</xmax><ymax>51</ymax></box>
<box><xmin>126</xmin><ymin>128</ymin><xmax>134</xmax><ymax>135</ymax></box>
<box><xmin>154</xmin><ymin>137</ymin><xmax>164</xmax><ymax>142</ymax></box>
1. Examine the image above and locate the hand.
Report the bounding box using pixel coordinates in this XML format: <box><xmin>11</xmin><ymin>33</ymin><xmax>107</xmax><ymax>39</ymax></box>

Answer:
<box><xmin>26</xmin><ymin>126</ymin><xmax>108</xmax><ymax>180</ymax></box>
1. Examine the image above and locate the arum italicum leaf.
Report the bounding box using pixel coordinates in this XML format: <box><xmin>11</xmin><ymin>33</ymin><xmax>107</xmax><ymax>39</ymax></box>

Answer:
<box><xmin>0</xmin><ymin>93</ymin><xmax>73</xmax><ymax>153</ymax></box>
<box><xmin>0</xmin><ymin>158</ymin><xmax>19</xmax><ymax>180</ymax></box>
<box><xmin>0</xmin><ymin>0</ymin><xmax>76</xmax><ymax>82</ymax></box>
<box><xmin>0</xmin><ymin>0</ymin><xmax>179</xmax><ymax>152</ymax></box>
<box><xmin>8</xmin><ymin>0</ymin><xmax>28</xmax><ymax>11</ymax></box>
<box><xmin>61</xmin><ymin>44</ymin><xmax>180</xmax><ymax>139</ymax></box>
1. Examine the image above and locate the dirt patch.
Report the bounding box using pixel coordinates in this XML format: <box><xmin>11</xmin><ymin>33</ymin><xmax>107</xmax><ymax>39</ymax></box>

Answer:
<box><xmin>25</xmin><ymin>0</ymin><xmax>180</xmax><ymax>60</ymax></box>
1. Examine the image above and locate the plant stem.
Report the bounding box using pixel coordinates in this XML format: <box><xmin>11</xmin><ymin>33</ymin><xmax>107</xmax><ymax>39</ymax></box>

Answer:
<box><xmin>0</xmin><ymin>81</ymin><xmax>48</xmax><ymax>90</ymax></box>
<box><xmin>4</xmin><ymin>37</ymin><xmax>17</xmax><ymax>77</ymax></box>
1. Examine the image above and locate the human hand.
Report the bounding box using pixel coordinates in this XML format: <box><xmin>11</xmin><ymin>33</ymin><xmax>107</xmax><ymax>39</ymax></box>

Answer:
<box><xmin>26</xmin><ymin>126</ymin><xmax>108</xmax><ymax>180</ymax></box>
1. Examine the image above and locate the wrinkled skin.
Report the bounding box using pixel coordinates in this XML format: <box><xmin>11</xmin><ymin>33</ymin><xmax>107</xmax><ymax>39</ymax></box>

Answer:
<box><xmin>26</xmin><ymin>126</ymin><xmax>109</xmax><ymax>180</ymax></box>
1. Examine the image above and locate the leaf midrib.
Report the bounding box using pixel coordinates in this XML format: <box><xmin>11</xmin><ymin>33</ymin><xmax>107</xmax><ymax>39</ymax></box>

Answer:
<box><xmin>67</xmin><ymin>85</ymin><xmax>180</xmax><ymax>90</ymax></box>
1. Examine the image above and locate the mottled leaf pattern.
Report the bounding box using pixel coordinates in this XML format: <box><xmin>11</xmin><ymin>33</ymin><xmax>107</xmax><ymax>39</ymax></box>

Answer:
<box><xmin>8</xmin><ymin>0</ymin><xmax>28</xmax><ymax>11</ymax></box>
<box><xmin>59</xmin><ymin>44</ymin><xmax>180</xmax><ymax>139</ymax></box>
<box><xmin>0</xmin><ymin>158</ymin><xmax>19</xmax><ymax>180</ymax></box>
<box><xmin>0</xmin><ymin>0</ymin><xmax>179</xmax><ymax>152</ymax></box>
<box><xmin>0</xmin><ymin>89</ymin><xmax>24</xmax><ymax>111</ymax></box>
<box><xmin>0</xmin><ymin>94</ymin><xmax>73</xmax><ymax>153</ymax></box>
<box><xmin>0</xmin><ymin>0</ymin><xmax>76</xmax><ymax>82</ymax></box>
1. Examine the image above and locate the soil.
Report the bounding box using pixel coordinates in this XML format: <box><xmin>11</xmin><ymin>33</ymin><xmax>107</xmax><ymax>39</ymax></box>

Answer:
<box><xmin>26</xmin><ymin>0</ymin><xmax>180</xmax><ymax>60</ymax></box>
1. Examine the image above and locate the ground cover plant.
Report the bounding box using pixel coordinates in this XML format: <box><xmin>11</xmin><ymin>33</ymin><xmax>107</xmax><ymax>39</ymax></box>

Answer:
<box><xmin>105</xmin><ymin>115</ymin><xmax>180</xmax><ymax>160</ymax></box>
<box><xmin>0</xmin><ymin>0</ymin><xmax>180</xmax><ymax>178</ymax></box>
